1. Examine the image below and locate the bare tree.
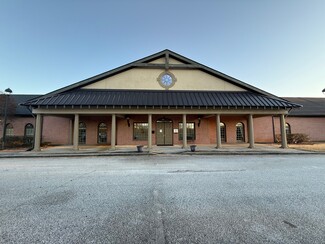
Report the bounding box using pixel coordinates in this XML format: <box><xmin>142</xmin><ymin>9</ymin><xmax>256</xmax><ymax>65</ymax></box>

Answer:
<box><xmin>0</xmin><ymin>93</ymin><xmax>17</xmax><ymax>128</ymax></box>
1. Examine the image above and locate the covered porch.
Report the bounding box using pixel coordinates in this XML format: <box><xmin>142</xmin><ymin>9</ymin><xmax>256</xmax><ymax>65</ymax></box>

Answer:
<box><xmin>23</xmin><ymin>89</ymin><xmax>300</xmax><ymax>151</ymax></box>
<box><xmin>32</xmin><ymin>110</ymin><xmax>290</xmax><ymax>151</ymax></box>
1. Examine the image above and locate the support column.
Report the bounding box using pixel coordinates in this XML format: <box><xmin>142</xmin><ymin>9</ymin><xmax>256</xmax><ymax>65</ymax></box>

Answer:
<box><xmin>111</xmin><ymin>114</ymin><xmax>116</xmax><ymax>150</ymax></box>
<box><xmin>216</xmin><ymin>114</ymin><xmax>222</xmax><ymax>149</ymax></box>
<box><xmin>248</xmin><ymin>114</ymin><xmax>255</xmax><ymax>148</ymax></box>
<box><xmin>73</xmin><ymin>114</ymin><xmax>79</xmax><ymax>150</ymax></box>
<box><xmin>34</xmin><ymin>114</ymin><xmax>43</xmax><ymax>151</ymax></box>
<box><xmin>148</xmin><ymin>114</ymin><xmax>152</xmax><ymax>150</ymax></box>
<box><xmin>280</xmin><ymin>114</ymin><xmax>288</xmax><ymax>148</ymax></box>
<box><xmin>182</xmin><ymin>114</ymin><xmax>187</xmax><ymax>149</ymax></box>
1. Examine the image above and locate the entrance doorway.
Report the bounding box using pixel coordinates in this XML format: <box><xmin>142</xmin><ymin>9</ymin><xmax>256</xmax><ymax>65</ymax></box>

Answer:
<box><xmin>156</xmin><ymin>120</ymin><xmax>173</xmax><ymax>146</ymax></box>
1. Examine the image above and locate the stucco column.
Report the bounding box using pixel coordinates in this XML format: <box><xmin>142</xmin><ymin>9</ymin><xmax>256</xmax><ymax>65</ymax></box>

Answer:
<box><xmin>73</xmin><ymin>114</ymin><xmax>79</xmax><ymax>150</ymax></box>
<box><xmin>280</xmin><ymin>114</ymin><xmax>288</xmax><ymax>148</ymax></box>
<box><xmin>148</xmin><ymin>114</ymin><xmax>152</xmax><ymax>150</ymax></box>
<box><xmin>182</xmin><ymin>114</ymin><xmax>187</xmax><ymax>149</ymax></box>
<box><xmin>216</xmin><ymin>114</ymin><xmax>222</xmax><ymax>149</ymax></box>
<box><xmin>34</xmin><ymin>114</ymin><xmax>43</xmax><ymax>151</ymax></box>
<box><xmin>111</xmin><ymin>114</ymin><xmax>116</xmax><ymax>150</ymax></box>
<box><xmin>248</xmin><ymin>114</ymin><xmax>255</xmax><ymax>148</ymax></box>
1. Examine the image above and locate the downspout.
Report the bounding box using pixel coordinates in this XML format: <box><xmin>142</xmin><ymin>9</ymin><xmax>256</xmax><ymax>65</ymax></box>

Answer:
<box><xmin>286</xmin><ymin>108</ymin><xmax>292</xmax><ymax>117</ymax></box>
<box><xmin>272</xmin><ymin>115</ymin><xmax>276</xmax><ymax>143</ymax></box>
<box><xmin>272</xmin><ymin>108</ymin><xmax>292</xmax><ymax>143</ymax></box>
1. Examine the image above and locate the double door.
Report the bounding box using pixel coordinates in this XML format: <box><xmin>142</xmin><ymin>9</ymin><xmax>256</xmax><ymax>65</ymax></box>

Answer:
<box><xmin>156</xmin><ymin>121</ymin><xmax>173</xmax><ymax>146</ymax></box>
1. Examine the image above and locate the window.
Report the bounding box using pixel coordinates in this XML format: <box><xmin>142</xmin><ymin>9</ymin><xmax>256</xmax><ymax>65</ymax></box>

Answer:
<box><xmin>79</xmin><ymin>122</ymin><xmax>86</xmax><ymax>144</ymax></box>
<box><xmin>179</xmin><ymin>122</ymin><xmax>195</xmax><ymax>141</ymax></box>
<box><xmin>133</xmin><ymin>122</ymin><xmax>148</xmax><ymax>141</ymax></box>
<box><xmin>285</xmin><ymin>123</ymin><xmax>291</xmax><ymax>135</ymax></box>
<box><xmin>220</xmin><ymin>122</ymin><xmax>226</xmax><ymax>142</ymax></box>
<box><xmin>24</xmin><ymin>123</ymin><xmax>34</xmax><ymax>137</ymax></box>
<box><xmin>236</xmin><ymin>122</ymin><xmax>245</xmax><ymax>142</ymax></box>
<box><xmin>98</xmin><ymin>122</ymin><xmax>107</xmax><ymax>144</ymax></box>
<box><xmin>5</xmin><ymin>123</ymin><xmax>14</xmax><ymax>137</ymax></box>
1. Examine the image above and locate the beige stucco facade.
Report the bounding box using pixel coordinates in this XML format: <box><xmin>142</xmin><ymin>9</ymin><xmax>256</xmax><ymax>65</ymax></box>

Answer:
<box><xmin>83</xmin><ymin>58</ymin><xmax>246</xmax><ymax>91</ymax></box>
<box><xmin>149</xmin><ymin>57</ymin><xmax>184</xmax><ymax>65</ymax></box>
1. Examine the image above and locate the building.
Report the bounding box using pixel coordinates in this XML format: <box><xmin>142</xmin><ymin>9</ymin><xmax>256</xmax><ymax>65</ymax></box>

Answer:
<box><xmin>17</xmin><ymin>50</ymin><xmax>305</xmax><ymax>151</ymax></box>
<box><xmin>1</xmin><ymin>94</ymin><xmax>79</xmax><ymax>147</ymax></box>
<box><xmin>4</xmin><ymin>95</ymin><xmax>324</xmax><ymax>149</ymax></box>
<box><xmin>0</xmin><ymin>94</ymin><xmax>37</xmax><ymax>146</ymax></box>
<box><xmin>4</xmin><ymin>96</ymin><xmax>325</xmax><ymax>149</ymax></box>
<box><xmin>279</xmin><ymin>97</ymin><xmax>325</xmax><ymax>141</ymax></box>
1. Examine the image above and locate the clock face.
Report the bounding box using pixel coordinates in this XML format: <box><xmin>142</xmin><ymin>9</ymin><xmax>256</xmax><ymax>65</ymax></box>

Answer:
<box><xmin>161</xmin><ymin>74</ymin><xmax>173</xmax><ymax>86</ymax></box>
<box><xmin>157</xmin><ymin>71</ymin><xmax>176</xmax><ymax>89</ymax></box>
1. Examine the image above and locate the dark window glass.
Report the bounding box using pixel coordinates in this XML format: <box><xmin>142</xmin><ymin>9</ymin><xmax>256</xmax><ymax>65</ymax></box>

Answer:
<box><xmin>133</xmin><ymin>123</ymin><xmax>148</xmax><ymax>141</ymax></box>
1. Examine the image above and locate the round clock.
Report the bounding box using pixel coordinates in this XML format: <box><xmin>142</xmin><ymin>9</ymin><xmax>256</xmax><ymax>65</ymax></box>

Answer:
<box><xmin>161</xmin><ymin>74</ymin><xmax>173</xmax><ymax>86</ymax></box>
<box><xmin>157</xmin><ymin>71</ymin><xmax>177</xmax><ymax>89</ymax></box>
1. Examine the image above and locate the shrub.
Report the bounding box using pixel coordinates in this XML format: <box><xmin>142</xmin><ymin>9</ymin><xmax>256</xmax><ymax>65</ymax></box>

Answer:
<box><xmin>275</xmin><ymin>133</ymin><xmax>310</xmax><ymax>144</ymax></box>
<box><xmin>0</xmin><ymin>136</ymin><xmax>34</xmax><ymax>148</ymax></box>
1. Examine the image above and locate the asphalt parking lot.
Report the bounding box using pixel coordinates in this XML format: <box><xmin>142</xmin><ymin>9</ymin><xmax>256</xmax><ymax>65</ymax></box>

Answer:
<box><xmin>0</xmin><ymin>155</ymin><xmax>325</xmax><ymax>243</ymax></box>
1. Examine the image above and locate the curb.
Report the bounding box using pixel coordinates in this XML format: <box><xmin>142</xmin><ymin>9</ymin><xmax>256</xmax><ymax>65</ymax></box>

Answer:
<box><xmin>0</xmin><ymin>150</ymin><xmax>322</xmax><ymax>159</ymax></box>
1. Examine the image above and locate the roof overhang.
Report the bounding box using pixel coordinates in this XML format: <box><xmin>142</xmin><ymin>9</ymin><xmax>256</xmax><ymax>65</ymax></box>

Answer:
<box><xmin>23</xmin><ymin>89</ymin><xmax>301</xmax><ymax>113</ymax></box>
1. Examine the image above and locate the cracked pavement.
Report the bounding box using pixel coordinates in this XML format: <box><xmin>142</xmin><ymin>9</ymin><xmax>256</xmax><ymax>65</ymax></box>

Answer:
<box><xmin>0</xmin><ymin>155</ymin><xmax>325</xmax><ymax>243</ymax></box>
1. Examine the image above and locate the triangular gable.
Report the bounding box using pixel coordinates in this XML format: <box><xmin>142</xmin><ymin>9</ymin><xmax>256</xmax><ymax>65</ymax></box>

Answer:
<box><xmin>39</xmin><ymin>49</ymin><xmax>279</xmax><ymax>99</ymax></box>
<box><xmin>81</xmin><ymin>67</ymin><xmax>246</xmax><ymax>91</ymax></box>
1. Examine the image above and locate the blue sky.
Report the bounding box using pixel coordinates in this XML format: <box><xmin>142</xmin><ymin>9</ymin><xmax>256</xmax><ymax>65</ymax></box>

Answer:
<box><xmin>0</xmin><ymin>0</ymin><xmax>324</xmax><ymax>97</ymax></box>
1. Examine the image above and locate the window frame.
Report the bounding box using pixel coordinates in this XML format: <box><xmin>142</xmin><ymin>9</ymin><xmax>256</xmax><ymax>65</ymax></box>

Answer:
<box><xmin>5</xmin><ymin>123</ymin><xmax>14</xmax><ymax>137</ymax></box>
<box><xmin>24</xmin><ymin>123</ymin><xmax>34</xmax><ymax>137</ymax></box>
<box><xmin>285</xmin><ymin>123</ymin><xmax>291</xmax><ymax>135</ymax></box>
<box><xmin>78</xmin><ymin>122</ymin><xmax>87</xmax><ymax>144</ymax></box>
<box><xmin>178</xmin><ymin>122</ymin><xmax>196</xmax><ymax>141</ymax></box>
<box><xmin>220</xmin><ymin>122</ymin><xmax>226</xmax><ymax>142</ymax></box>
<box><xmin>97</xmin><ymin>122</ymin><xmax>107</xmax><ymax>144</ymax></box>
<box><xmin>133</xmin><ymin>122</ymin><xmax>149</xmax><ymax>141</ymax></box>
<box><xmin>236</xmin><ymin>122</ymin><xmax>245</xmax><ymax>142</ymax></box>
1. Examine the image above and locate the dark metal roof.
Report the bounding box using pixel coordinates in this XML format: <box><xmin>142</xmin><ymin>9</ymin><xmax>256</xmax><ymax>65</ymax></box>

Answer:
<box><xmin>283</xmin><ymin>97</ymin><xmax>325</xmax><ymax>116</ymax></box>
<box><xmin>6</xmin><ymin>95</ymin><xmax>40</xmax><ymax>116</ymax></box>
<box><xmin>23</xmin><ymin>89</ymin><xmax>300</xmax><ymax>109</ymax></box>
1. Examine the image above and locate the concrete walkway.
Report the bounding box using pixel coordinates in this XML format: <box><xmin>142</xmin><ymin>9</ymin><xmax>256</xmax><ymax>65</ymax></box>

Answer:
<box><xmin>0</xmin><ymin>143</ymin><xmax>317</xmax><ymax>158</ymax></box>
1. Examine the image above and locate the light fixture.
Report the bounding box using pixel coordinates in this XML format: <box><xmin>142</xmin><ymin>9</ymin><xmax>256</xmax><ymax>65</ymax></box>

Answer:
<box><xmin>2</xmin><ymin>88</ymin><xmax>13</xmax><ymax>149</ymax></box>
<box><xmin>5</xmin><ymin>88</ymin><xmax>12</xmax><ymax>94</ymax></box>
<box><xmin>126</xmin><ymin>116</ymin><xmax>130</xmax><ymax>127</ymax></box>
<box><xmin>198</xmin><ymin>117</ymin><xmax>201</xmax><ymax>127</ymax></box>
